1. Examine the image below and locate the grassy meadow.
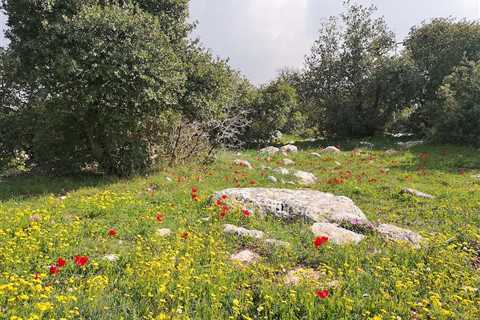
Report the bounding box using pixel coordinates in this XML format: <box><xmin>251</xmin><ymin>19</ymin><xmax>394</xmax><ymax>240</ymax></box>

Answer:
<box><xmin>0</xmin><ymin>137</ymin><xmax>479</xmax><ymax>319</ymax></box>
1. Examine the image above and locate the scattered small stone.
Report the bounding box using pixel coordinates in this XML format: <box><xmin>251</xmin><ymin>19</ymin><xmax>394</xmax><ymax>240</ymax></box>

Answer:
<box><xmin>310</xmin><ymin>152</ymin><xmax>321</xmax><ymax>158</ymax></box>
<box><xmin>280</xmin><ymin>144</ymin><xmax>298</xmax><ymax>153</ymax></box>
<box><xmin>230</xmin><ymin>249</ymin><xmax>260</xmax><ymax>265</ymax></box>
<box><xmin>282</xmin><ymin>158</ymin><xmax>295</xmax><ymax>166</ymax></box>
<box><xmin>259</xmin><ymin>146</ymin><xmax>280</xmax><ymax>156</ymax></box>
<box><xmin>264</xmin><ymin>239</ymin><xmax>290</xmax><ymax>247</ymax></box>
<box><xmin>376</xmin><ymin>224</ymin><xmax>423</xmax><ymax>248</ymax></box>
<box><xmin>397</xmin><ymin>140</ymin><xmax>424</xmax><ymax>149</ymax></box>
<box><xmin>267</xmin><ymin>176</ymin><xmax>278</xmax><ymax>183</ymax></box>
<box><xmin>103</xmin><ymin>254</ymin><xmax>119</xmax><ymax>262</ymax></box>
<box><xmin>320</xmin><ymin>146</ymin><xmax>341</xmax><ymax>153</ymax></box>
<box><xmin>385</xmin><ymin>149</ymin><xmax>399</xmax><ymax>155</ymax></box>
<box><xmin>234</xmin><ymin>159</ymin><xmax>253</xmax><ymax>169</ymax></box>
<box><xmin>156</xmin><ymin>228</ymin><xmax>172</xmax><ymax>237</ymax></box>
<box><xmin>284</xmin><ymin>267</ymin><xmax>322</xmax><ymax>286</ymax></box>
<box><xmin>293</xmin><ymin>170</ymin><xmax>317</xmax><ymax>185</ymax></box>
<box><xmin>401</xmin><ymin>188</ymin><xmax>435</xmax><ymax>199</ymax></box>
<box><xmin>273</xmin><ymin>167</ymin><xmax>290</xmax><ymax>175</ymax></box>
<box><xmin>224</xmin><ymin>224</ymin><xmax>264</xmax><ymax>239</ymax></box>
<box><xmin>311</xmin><ymin>222</ymin><xmax>365</xmax><ymax>245</ymax></box>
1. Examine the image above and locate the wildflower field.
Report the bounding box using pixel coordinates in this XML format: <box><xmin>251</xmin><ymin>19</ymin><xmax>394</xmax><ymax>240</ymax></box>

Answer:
<box><xmin>1</xmin><ymin>138</ymin><xmax>479</xmax><ymax>319</ymax></box>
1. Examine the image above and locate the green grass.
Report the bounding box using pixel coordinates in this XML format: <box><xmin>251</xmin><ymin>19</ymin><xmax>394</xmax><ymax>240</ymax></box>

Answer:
<box><xmin>1</xmin><ymin>138</ymin><xmax>479</xmax><ymax>319</ymax></box>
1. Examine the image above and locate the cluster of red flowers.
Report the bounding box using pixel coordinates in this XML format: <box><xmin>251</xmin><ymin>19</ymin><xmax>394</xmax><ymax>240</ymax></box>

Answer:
<box><xmin>313</xmin><ymin>236</ymin><xmax>329</xmax><ymax>248</ymax></box>
<box><xmin>215</xmin><ymin>194</ymin><xmax>230</xmax><ymax>219</ymax></box>
<box><xmin>315</xmin><ymin>289</ymin><xmax>329</xmax><ymax>299</ymax></box>
<box><xmin>49</xmin><ymin>256</ymin><xmax>89</xmax><ymax>275</ymax></box>
<box><xmin>191</xmin><ymin>187</ymin><xmax>200</xmax><ymax>202</ymax></box>
<box><xmin>107</xmin><ymin>228</ymin><xmax>118</xmax><ymax>237</ymax></box>
<box><xmin>156</xmin><ymin>212</ymin><xmax>164</xmax><ymax>223</ymax></box>
<box><xmin>241</xmin><ymin>208</ymin><xmax>251</xmax><ymax>217</ymax></box>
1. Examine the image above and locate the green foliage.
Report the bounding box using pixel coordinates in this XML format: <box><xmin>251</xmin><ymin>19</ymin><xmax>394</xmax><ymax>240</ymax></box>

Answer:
<box><xmin>303</xmin><ymin>1</ymin><xmax>410</xmax><ymax>138</ymax></box>
<box><xmin>429</xmin><ymin>60</ymin><xmax>480</xmax><ymax>145</ymax></box>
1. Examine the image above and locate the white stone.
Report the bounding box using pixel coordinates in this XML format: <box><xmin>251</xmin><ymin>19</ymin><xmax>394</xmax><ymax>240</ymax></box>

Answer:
<box><xmin>230</xmin><ymin>250</ymin><xmax>260</xmax><ymax>265</ymax></box>
<box><xmin>165</xmin><ymin>177</ymin><xmax>173</xmax><ymax>182</ymax></box>
<box><xmin>264</xmin><ymin>238</ymin><xmax>290</xmax><ymax>247</ymax></box>
<box><xmin>376</xmin><ymin>224</ymin><xmax>423</xmax><ymax>247</ymax></box>
<box><xmin>293</xmin><ymin>170</ymin><xmax>317</xmax><ymax>185</ymax></box>
<box><xmin>224</xmin><ymin>224</ymin><xmax>264</xmax><ymax>239</ymax></box>
<box><xmin>103</xmin><ymin>254</ymin><xmax>119</xmax><ymax>262</ymax></box>
<box><xmin>282</xmin><ymin>158</ymin><xmax>295</xmax><ymax>166</ymax></box>
<box><xmin>320</xmin><ymin>146</ymin><xmax>341</xmax><ymax>153</ymax></box>
<box><xmin>401</xmin><ymin>188</ymin><xmax>435</xmax><ymax>199</ymax></box>
<box><xmin>156</xmin><ymin>228</ymin><xmax>172</xmax><ymax>237</ymax></box>
<box><xmin>233</xmin><ymin>159</ymin><xmax>253</xmax><ymax>169</ymax></box>
<box><xmin>273</xmin><ymin>167</ymin><xmax>290</xmax><ymax>175</ymax></box>
<box><xmin>310</xmin><ymin>152</ymin><xmax>321</xmax><ymax>158</ymax></box>
<box><xmin>280</xmin><ymin>145</ymin><xmax>298</xmax><ymax>153</ymax></box>
<box><xmin>215</xmin><ymin>188</ymin><xmax>368</xmax><ymax>224</ymax></box>
<box><xmin>267</xmin><ymin>176</ymin><xmax>278</xmax><ymax>183</ymax></box>
<box><xmin>311</xmin><ymin>222</ymin><xmax>365</xmax><ymax>245</ymax></box>
<box><xmin>385</xmin><ymin>149</ymin><xmax>399</xmax><ymax>155</ymax></box>
<box><xmin>259</xmin><ymin>146</ymin><xmax>279</xmax><ymax>156</ymax></box>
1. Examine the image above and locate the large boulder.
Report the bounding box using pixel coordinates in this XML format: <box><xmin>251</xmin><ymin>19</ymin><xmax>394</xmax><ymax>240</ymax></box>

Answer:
<box><xmin>214</xmin><ymin>188</ymin><xmax>368</xmax><ymax>224</ymax></box>
<box><xmin>311</xmin><ymin>223</ymin><xmax>365</xmax><ymax>245</ymax></box>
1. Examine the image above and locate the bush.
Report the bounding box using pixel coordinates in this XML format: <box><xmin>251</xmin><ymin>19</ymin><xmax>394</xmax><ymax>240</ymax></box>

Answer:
<box><xmin>430</xmin><ymin>60</ymin><xmax>480</xmax><ymax>145</ymax></box>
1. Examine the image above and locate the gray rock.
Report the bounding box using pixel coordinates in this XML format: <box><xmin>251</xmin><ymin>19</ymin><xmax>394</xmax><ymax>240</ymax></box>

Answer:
<box><xmin>215</xmin><ymin>188</ymin><xmax>368</xmax><ymax>224</ymax></box>
<box><xmin>282</xmin><ymin>158</ymin><xmax>295</xmax><ymax>166</ymax></box>
<box><xmin>273</xmin><ymin>167</ymin><xmax>290</xmax><ymax>175</ymax></box>
<box><xmin>224</xmin><ymin>224</ymin><xmax>264</xmax><ymax>239</ymax></box>
<box><xmin>385</xmin><ymin>149</ymin><xmax>399</xmax><ymax>155</ymax></box>
<box><xmin>280</xmin><ymin>144</ymin><xmax>298</xmax><ymax>153</ymax></box>
<box><xmin>401</xmin><ymin>188</ymin><xmax>435</xmax><ymax>199</ymax></box>
<box><xmin>320</xmin><ymin>146</ymin><xmax>341</xmax><ymax>153</ymax></box>
<box><xmin>233</xmin><ymin>159</ymin><xmax>253</xmax><ymax>169</ymax></box>
<box><xmin>397</xmin><ymin>140</ymin><xmax>424</xmax><ymax>149</ymax></box>
<box><xmin>293</xmin><ymin>170</ymin><xmax>317</xmax><ymax>185</ymax></box>
<box><xmin>230</xmin><ymin>250</ymin><xmax>260</xmax><ymax>265</ymax></box>
<box><xmin>376</xmin><ymin>224</ymin><xmax>423</xmax><ymax>247</ymax></box>
<box><xmin>311</xmin><ymin>222</ymin><xmax>365</xmax><ymax>245</ymax></box>
<box><xmin>267</xmin><ymin>176</ymin><xmax>278</xmax><ymax>183</ymax></box>
<box><xmin>264</xmin><ymin>238</ymin><xmax>290</xmax><ymax>247</ymax></box>
<box><xmin>259</xmin><ymin>146</ymin><xmax>279</xmax><ymax>156</ymax></box>
<box><xmin>103</xmin><ymin>254</ymin><xmax>119</xmax><ymax>262</ymax></box>
<box><xmin>156</xmin><ymin>228</ymin><xmax>172</xmax><ymax>237</ymax></box>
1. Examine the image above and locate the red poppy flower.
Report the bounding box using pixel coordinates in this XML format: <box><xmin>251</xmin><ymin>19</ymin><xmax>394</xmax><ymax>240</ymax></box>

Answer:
<box><xmin>107</xmin><ymin>228</ymin><xmax>118</xmax><ymax>237</ymax></box>
<box><xmin>315</xmin><ymin>289</ymin><xmax>329</xmax><ymax>299</ymax></box>
<box><xmin>221</xmin><ymin>194</ymin><xmax>228</xmax><ymax>200</ymax></box>
<box><xmin>181</xmin><ymin>232</ymin><xmax>189</xmax><ymax>239</ymax></box>
<box><xmin>49</xmin><ymin>264</ymin><xmax>59</xmax><ymax>275</ymax></box>
<box><xmin>74</xmin><ymin>256</ymin><xmax>89</xmax><ymax>267</ymax></box>
<box><xmin>156</xmin><ymin>213</ymin><xmax>164</xmax><ymax>222</ymax></box>
<box><xmin>56</xmin><ymin>257</ymin><xmax>66</xmax><ymax>268</ymax></box>
<box><xmin>191</xmin><ymin>187</ymin><xmax>198</xmax><ymax>194</ymax></box>
<box><xmin>242</xmin><ymin>208</ymin><xmax>251</xmax><ymax>217</ymax></box>
<box><xmin>313</xmin><ymin>236</ymin><xmax>329</xmax><ymax>248</ymax></box>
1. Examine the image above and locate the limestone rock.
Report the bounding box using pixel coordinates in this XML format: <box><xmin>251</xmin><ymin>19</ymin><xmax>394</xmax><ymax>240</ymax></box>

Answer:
<box><xmin>385</xmin><ymin>149</ymin><xmax>399</xmax><ymax>156</ymax></box>
<box><xmin>293</xmin><ymin>170</ymin><xmax>317</xmax><ymax>185</ymax></box>
<box><xmin>273</xmin><ymin>167</ymin><xmax>290</xmax><ymax>175</ymax></box>
<box><xmin>320</xmin><ymin>146</ymin><xmax>341</xmax><ymax>154</ymax></box>
<box><xmin>103</xmin><ymin>254</ymin><xmax>119</xmax><ymax>262</ymax></box>
<box><xmin>156</xmin><ymin>228</ymin><xmax>172</xmax><ymax>237</ymax></box>
<box><xmin>224</xmin><ymin>224</ymin><xmax>264</xmax><ymax>239</ymax></box>
<box><xmin>267</xmin><ymin>176</ymin><xmax>278</xmax><ymax>183</ymax></box>
<box><xmin>282</xmin><ymin>158</ymin><xmax>295</xmax><ymax>166</ymax></box>
<box><xmin>230</xmin><ymin>250</ymin><xmax>260</xmax><ymax>265</ymax></box>
<box><xmin>401</xmin><ymin>188</ymin><xmax>435</xmax><ymax>199</ymax></box>
<box><xmin>215</xmin><ymin>188</ymin><xmax>368</xmax><ymax>224</ymax></box>
<box><xmin>376</xmin><ymin>224</ymin><xmax>423</xmax><ymax>247</ymax></box>
<box><xmin>233</xmin><ymin>159</ymin><xmax>253</xmax><ymax>169</ymax></box>
<box><xmin>259</xmin><ymin>146</ymin><xmax>279</xmax><ymax>156</ymax></box>
<box><xmin>280</xmin><ymin>144</ymin><xmax>298</xmax><ymax>153</ymax></box>
<box><xmin>397</xmin><ymin>140</ymin><xmax>424</xmax><ymax>149</ymax></box>
<box><xmin>311</xmin><ymin>222</ymin><xmax>365</xmax><ymax>245</ymax></box>
<box><xmin>264</xmin><ymin>239</ymin><xmax>290</xmax><ymax>247</ymax></box>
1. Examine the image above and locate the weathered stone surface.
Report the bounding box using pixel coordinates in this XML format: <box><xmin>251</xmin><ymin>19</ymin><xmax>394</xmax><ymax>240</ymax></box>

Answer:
<box><xmin>233</xmin><ymin>159</ymin><xmax>253</xmax><ymax>169</ymax></box>
<box><xmin>311</xmin><ymin>223</ymin><xmax>365</xmax><ymax>245</ymax></box>
<box><xmin>273</xmin><ymin>167</ymin><xmax>290</xmax><ymax>175</ymax></box>
<box><xmin>376</xmin><ymin>224</ymin><xmax>423</xmax><ymax>247</ymax></box>
<box><xmin>397</xmin><ymin>140</ymin><xmax>424</xmax><ymax>149</ymax></box>
<box><xmin>320</xmin><ymin>146</ymin><xmax>341</xmax><ymax>153</ymax></box>
<box><xmin>282</xmin><ymin>158</ymin><xmax>295</xmax><ymax>166</ymax></box>
<box><xmin>280</xmin><ymin>144</ymin><xmax>298</xmax><ymax>153</ymax></box>
<box><xmin>156</xmin><ymin>228</ymin><xmax>172</xmax><ymax>237</ymax></box>
<box><xmin>264</xmin><ymin>238</ymin><xmax>290</xmax><ymax>247</ymax></box>
<box><xmin>224</xmin><ymin>224</ymin><xmax>264</xmax><ymax>239</ymax></box>
<box><xmin>267</xmin><ymin>176</ymin><xmax>278</xmax><ymax>183</ymax></box>
<box><xmin>259</xmin><ymin>146</ymin><xmax>279</xmax><ymax>156</ymax></box>
<box><xmin>385</xmin><ymin>149</ymin><xmax>399</xmax><ymax>155</ymax></box>
<box><xmin>230</xmin><ymin>250</ymin><xmax>260</xmax><ymax>265</ymax></box>
<box><xmin>401</xmin><ymin>188</ymin><xmax>435</xmax><ymax>199</ymax></box>
<box><xmin>293</xmin><ymin>170</ymin><xmax>317</xmax><ymax>185</ymax></box>
<box><xmin>103</xmin><ymin>254</ymin><xmax>119</xmax><ymax>262</ymax></box>
<box><xmin>215</xmin><ymin>188</ymin><xmax>368</xmax><ymax>224</ymax></box>
<box><xmin>284</xmin><ymin>267</ymin><xmax>322</xmax><ymax>286</ymax></box>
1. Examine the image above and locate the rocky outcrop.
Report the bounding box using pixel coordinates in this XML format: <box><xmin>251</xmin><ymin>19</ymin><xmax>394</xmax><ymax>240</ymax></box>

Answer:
<box><xmin>376</xmin><ymin>224</ymin><xmax>423</xmax><ymax>247</ymax></box>
<box><xmin>311</xmin><ymin>222</ymin><xmax>365</xmax><ymax>245</ymax></box>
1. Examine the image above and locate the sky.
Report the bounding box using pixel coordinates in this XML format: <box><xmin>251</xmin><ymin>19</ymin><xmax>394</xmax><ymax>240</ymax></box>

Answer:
<box><xmin>1</xmin><ymin>1</ymin><xmax>479</xmax><ymax>85</ymax></box>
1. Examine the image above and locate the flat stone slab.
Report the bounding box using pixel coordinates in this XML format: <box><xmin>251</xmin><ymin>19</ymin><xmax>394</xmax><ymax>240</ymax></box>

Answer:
<box><xmin>230</xmin><ymin>250</ymin><xmax>260</xmax><ymax>265</ymax></box>
<box><xmin>397</xmin><ymin>140</ymin><xmax>424</xmax><ymax>149</ymax></box>
<box><xmin>224</xmin><ymin>224</ymin><xmax>264</xmax><ymax>239</ymax></box>
<box><xmin>402</xmin><ymin>188</ymin><xmax>435</xmax><ymax>199</ymax></box>
<box><xmin>311</xmin><ymin>222</ymin><xmax>365</xmax><ymax>245</ymax></box>
<box><xmin>376</xmin><ymin>224</ymin><xmax>423</xmax><ymax>247</ymax></box>
<box><xmin>215</xmin><ymin>188</ymin><xmax>368</xmax><ymax>224</ymax></box>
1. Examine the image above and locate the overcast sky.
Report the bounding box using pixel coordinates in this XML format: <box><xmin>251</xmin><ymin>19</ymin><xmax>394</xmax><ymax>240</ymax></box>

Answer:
<box><xmin>1</xmin><ymin>1</ymin><xmax>479</xmax><ymax>84</ymax></box>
